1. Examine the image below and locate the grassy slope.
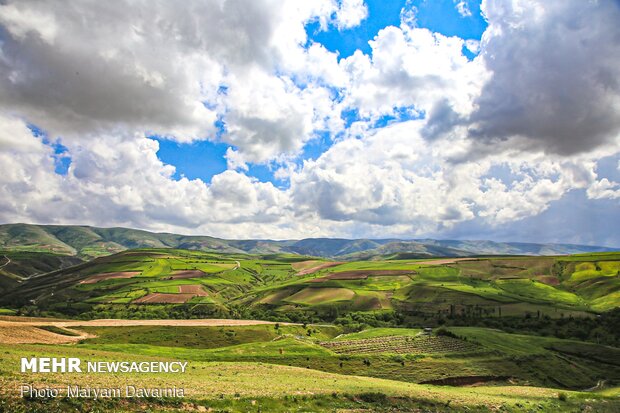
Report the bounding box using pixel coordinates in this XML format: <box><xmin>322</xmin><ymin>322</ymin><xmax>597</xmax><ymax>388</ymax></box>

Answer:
<box><xmin>0</xmin><ymin>223</ymin><xmax>617</xmax><ymax>261</ymax></box>
<box><xmin>1</xmin><ymin>337</ymin><xmax>619</xmax><ymax>412</ymax></box>
<box><xmin>3</xmin><ymin>251</ymin><xmax>620</xmax><ymax>317</ymax></box>
<box><xmin>75</xmin><ymin>324</ymin><xmax>620</xmax><ymax>390</ymax></box>
<box><xmin>239</xmin><ymin>253</ymin><xmax>620</xmax><ymax>314</ymax></box>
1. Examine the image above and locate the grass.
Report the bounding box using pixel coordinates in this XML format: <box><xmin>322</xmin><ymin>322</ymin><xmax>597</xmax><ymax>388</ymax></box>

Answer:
<box><xmin>6</xmin><ymin>250</ymin><xmax>620</xmax><ymax>322</ymax></box>
<box><xmin>334</xmin><ymin>327</ymin><xmax>422</xmax><ymax>340</ymax></box>
<box><xmin>70</xmin><ymin>322</ymin><xmax>620</xmax><ymax>390</ymax></box>
<box><xmin>81</xmin><ymin>324</ymin><xmax>341</xmax><ymax>348</ymax></box>
<box><xmin>2</xmin><ymin>342</ymin><xmax>618</xmax><ymax>413</ymax></box>
<box><xmin>286</xmin><ymin>287</ymin><xmax>356</xmax><ymax>305</ymax></box>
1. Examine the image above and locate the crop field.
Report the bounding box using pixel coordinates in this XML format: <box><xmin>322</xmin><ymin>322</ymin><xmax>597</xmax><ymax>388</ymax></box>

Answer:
<box><xmin>319</xmin><ymin>335</ymin><xmax>480</xmax><ymax>355</ymax></box>
<box><xmin>0</xmin><ymin>231</ymin><xmax>619</xmax><ymax>411</ymax></box>
<box><xmin>292</xmin><ymin>260</ymin><xmax>343</xmax><ymax>275</ymax></box>
<box><xmin>132</xmin><ymin>292</ymin><xmax>195</xmax><ymax>303</ymax></box>
<box><xmin>1</xmin><ymin>319</ymin><xmax>620</xmax><ymax>412</ymax></box>
<box><xmin>7</xmin><ymin>249</ymin><xmax>614</xmax><ymax>317</ymax></box>
<box><xmin>79</xmin><ymin>271</ymin><xmax>140</xmax><ymax>284</ymax></box>
<box><xmin>178</xmin><ymin>284</ymin><xmax>209</xmax><ymax>296</ymax></box>
<box><xmin>286</xmin><ymin>287</ymin><xmax>356</xmax><ymax>304</ymax></box>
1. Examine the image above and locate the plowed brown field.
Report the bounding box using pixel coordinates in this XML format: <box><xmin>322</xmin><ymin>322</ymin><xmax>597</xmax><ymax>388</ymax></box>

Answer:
<box><xmin>294</xmin><ymin>261</ymin><xmax>344</xmax><ymax>276</ymax></box>
<box><xmin>133</xmin><ymin>293</ymin><xmax>195</xmax><ymax>303</ymax></box>
<box><xmin>80</xmin><ymin>271</ymin><xmax>140</xmax><ymax>284</ymax></box>
<box><xmin>168</xmin><ymin>270</ymin><xmax>206</xmax><ymax>279</ymax></box>
<box><xmin>179</xmin><ymin>284</ymin><xmax>209</xmax><ymax>296</ymax></box>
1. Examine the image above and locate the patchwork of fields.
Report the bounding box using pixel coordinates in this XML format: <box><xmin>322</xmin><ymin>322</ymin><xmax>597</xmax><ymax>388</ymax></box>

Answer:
<box><xmin>3</xmin><ymin>250</ymin><xmax>620</xmax><ymax>320</ymax></box>
<box><xmin>0</xmin><ymin>250</ymin><xmax>619</xmax><ymax>411</ymax></box>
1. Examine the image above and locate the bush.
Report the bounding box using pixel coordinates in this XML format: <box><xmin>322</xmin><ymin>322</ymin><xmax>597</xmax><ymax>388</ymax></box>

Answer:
<box><xmin>558</xmin><ymin>392</ymin><xmax>567</xmax><ymax>402</ymax></box>
<box><xmin>435</xmin><ymin>327</ymin><xmax>458</xmax><ymax>338</ymax></box>
<box><xmin>358</xmin><ymin>392</ymin><xmax>388</xmax><ymax>403</ymax></box>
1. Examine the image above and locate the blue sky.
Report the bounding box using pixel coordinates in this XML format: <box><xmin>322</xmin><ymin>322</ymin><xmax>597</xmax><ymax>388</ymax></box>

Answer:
<box><xmin>157</xmin><ymin>0</ymin><xmax>488</xmax><ymax>187</ymax></box>
<box><xmin>2</xmin><ymin>0</ymin><xmax>619</xmax><ymax>243</ymax></box>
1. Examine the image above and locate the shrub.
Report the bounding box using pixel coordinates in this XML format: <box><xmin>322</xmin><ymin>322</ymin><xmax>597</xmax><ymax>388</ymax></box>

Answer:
<box><xmin>358</xmin><ymin>392</ymin><xmax>388</xmax><ymax>403</ymax></box>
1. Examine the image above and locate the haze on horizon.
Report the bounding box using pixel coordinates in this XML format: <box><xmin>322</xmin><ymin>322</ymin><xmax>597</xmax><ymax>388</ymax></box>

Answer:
<box><xmin>0</xmin><ymin>0</ymin><xmax>619</xmax><ymax>246</ymax></box>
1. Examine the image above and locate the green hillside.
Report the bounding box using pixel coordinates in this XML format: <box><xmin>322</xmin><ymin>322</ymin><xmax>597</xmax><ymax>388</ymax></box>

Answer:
<box><xmin>1</xmin><ymin>249</ymin><xmax>620</xmax><ymax>412</ymax></box>
<box><xmin>3</xmin><ymin>250</ymin><xmax>619</xmax><ymax>338</ymax></box>
<box><xmin>0</xmin><ymin>224</ymin><xmax>616</xmax><ymax>263</ymax></box>
<box><xmin>2</xmin><ymin>323</ymin><xmax>620</xmax><ymax>412</ymax></box>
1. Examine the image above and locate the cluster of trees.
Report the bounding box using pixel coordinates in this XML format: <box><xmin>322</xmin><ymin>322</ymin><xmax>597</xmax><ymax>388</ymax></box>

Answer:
<box><xmin>16</xmin><ymin>301</ymin><xmax>620</xmax><ymax>347</ymax></box>
<box><xmin>443</xmin><ymin>309</ymin><xmax>620</xmax><ymax>346</ymax></box>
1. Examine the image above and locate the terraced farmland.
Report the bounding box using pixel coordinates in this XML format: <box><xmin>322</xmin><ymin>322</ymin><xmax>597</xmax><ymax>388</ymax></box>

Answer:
<box><xmin>319</xmin><ymin>335</ymin><xmax>480</xmax><ymax>355</ymax></box>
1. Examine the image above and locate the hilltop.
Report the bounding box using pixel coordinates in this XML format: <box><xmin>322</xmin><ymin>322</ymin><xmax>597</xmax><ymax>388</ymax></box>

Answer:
<box><xmin>0</xmin><ymin>223</ymin><xmax>616</xmax><ymax>260</ymax></box>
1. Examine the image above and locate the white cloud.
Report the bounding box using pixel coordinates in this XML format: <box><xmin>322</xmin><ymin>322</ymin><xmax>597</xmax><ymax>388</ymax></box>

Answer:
<box><xmin>0</xmin><ymin>1</ymin><xmax>619</xmax><ymax>244</ymax></box>
<box><xmin>454</xmin><ymin>1</ymin><xmax>472</xmax><ymax>17</ymax></box>
<box><xmin>338</xmin><ymin>22</ymin><xmax>487</xmax><ymax>128</ymax></box>
<box><xmin>470</xmin><ymin>0</ymin><xmax>620</xmax><ymax>155</ymax></box>
<box><xmin>335</xmin><ymin>0</ymin><xmax>368</xmax><ymax>30</ymax></box>
<box><xmin>225</xmin><ymin>148</ymin><xmax>248</xmax><ymax>171</ymax></box>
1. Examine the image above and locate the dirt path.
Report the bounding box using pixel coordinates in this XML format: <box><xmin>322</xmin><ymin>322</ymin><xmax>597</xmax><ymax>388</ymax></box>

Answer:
<box><xmin>0</xmin><ymin>255</ymin><xmax>10</xmax><ymax>269</ymax></box>
<box><xmin>0</xmin><ymin>318</ymin><xmax>290</xmax><ymax>328</ymax></box>
<box><xmin>0</xmin><ymin>318</ymin><xmax>294</xmax><ymax>344</ymax></box>
<box><xmin>0</xmin><ymin>323</ymin><xmax>93</xmax><ymax>344</ymax></box>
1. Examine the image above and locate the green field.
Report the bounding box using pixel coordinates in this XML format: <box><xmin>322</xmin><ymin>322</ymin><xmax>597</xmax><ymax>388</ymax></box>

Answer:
<box><xmin>1</xmin><ymin>248</ymin><xmax>620</xmax><ymax>411</ymax></box>
<box><xmin>2</xmin><ymin>322</ymin><xmax>620</xmax><ymax>412</ymax></box>
<box><xmin>3</xmin><ymin>250</ymin><xmax>620</xmax><ymax>322</ymax></box>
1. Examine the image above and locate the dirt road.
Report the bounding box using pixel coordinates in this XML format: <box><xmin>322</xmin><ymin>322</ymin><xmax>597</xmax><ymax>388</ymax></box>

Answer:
<box><xmin>0</xmin><ymin>318</ymin><xmax>293</xmax><ymax>344</ymax></box>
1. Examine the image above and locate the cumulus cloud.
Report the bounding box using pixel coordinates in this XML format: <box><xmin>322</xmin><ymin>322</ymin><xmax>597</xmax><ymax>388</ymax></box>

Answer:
<box><xmin>0</xmin><ymin>0</ymin><xmax>352</xmax><ymax>160</ymax></box>
<box><xmin>339</xmin><ymin>20</ymin><xmax>486</xmax><ymax>127</ymax></box>
<box><xmin>0</xmin><ymin>1</ymin><xmax>619</xmax><ymax>244</ymax></box>
<box><xmin>469</xmin><ymin>0</ymin><xmax>620</xmax><ymax>155</ymax></box>
<box><xmin>335</xmin><ymin>0</ymin><xmax>369</xmax><ymax>29</ymax></box>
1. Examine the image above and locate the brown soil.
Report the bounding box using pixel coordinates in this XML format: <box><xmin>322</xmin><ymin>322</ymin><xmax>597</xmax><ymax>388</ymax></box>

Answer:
<box><xmin>178</xmin><ymin>285</ymin><xmax>209</xmax><ymax>296</ymax></box>
<box><xmin>537</xmin><ymin>276</ymin><xmax>560</xmax><ymax>286</ymax></box>
<box><xmin>80</xmin><ymin>271</ymin><xmax>140</xmax><ymax>284</ymax></box>
<box><xmin>295</xmin><ymin>261</ymin><xmax>344</xmax><ymax>276</ymax></box>
<box><xmin>309</xmin><ymin>269</ymin><xmax>413</xmax><ymax>282</ymax></box>
<box><xmin>0</xmin><ymin>318</ymin><xmax>291</xmax><ymax>344</ymax></box>
<box><xmin>0</xmin><ymin>323</ymin><xmax>91</xmax><ymax>344</ymax></box>
<box><xmin>133</xmin><ymin>293</ymin><xmax>195</xmax><ymax>304</ymax></box>
<box><xmin>168</xmin><ymin>270</ymin><xmax>207</xmax><ymax>279</ymax></box>
<box><xmin>5</xmin><ymin>319</ymin><xmax>288</xmax><ymax>327</ymax></box>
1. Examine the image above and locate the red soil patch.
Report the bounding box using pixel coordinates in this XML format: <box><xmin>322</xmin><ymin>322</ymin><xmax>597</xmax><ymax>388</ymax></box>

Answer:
<box><xmin>168</xmin><ymin>270</ymin><xmax>207</xmax><ymax>279</ymax></box>
<box><xmin>295</xmin><ymin>261</ymin><xmax>344</xmax><ymax>276</ymax></box>
<box><xmin>537</xmin><ymin>276</ymin><xmax>560</xmax><ymax>286</ymax></box>
<box><xmin>133</xmin><ymin>293</ymin><xmax>195</xmax><ymax>304</ymax></box>
<box><xmin>80</xmin><ymin>271</ymin><xmax>140</xmax><ymax>284</ymax></box>
<box><xmin>309</xmin><ymin>269</ymin><xmax>413</xmax><ymax>282</ymax></box>
<box><xmin>178</xmin><ymin>284</ymin><xmax>209</xmax><ymax>296</ymax></box>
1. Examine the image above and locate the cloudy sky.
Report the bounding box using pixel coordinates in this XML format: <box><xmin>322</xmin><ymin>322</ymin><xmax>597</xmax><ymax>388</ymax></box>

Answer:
<box><xmin>0</xmin><ymin>0</ymin><xmax>619</xmax><ymax>245</ymax></box>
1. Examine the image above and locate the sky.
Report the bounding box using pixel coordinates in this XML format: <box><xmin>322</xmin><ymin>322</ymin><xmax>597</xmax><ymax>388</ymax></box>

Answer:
<box><xmin>0</xmin><ymin>0</ymin><xmax>619</xmax><ymax>245</ymax></box>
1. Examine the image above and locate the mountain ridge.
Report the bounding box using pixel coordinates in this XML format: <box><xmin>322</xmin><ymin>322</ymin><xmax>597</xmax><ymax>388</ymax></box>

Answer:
<box><xmin>0</xmin><ymin>223</ymin><xmax>617</xmax><ymax>259</ymax></box>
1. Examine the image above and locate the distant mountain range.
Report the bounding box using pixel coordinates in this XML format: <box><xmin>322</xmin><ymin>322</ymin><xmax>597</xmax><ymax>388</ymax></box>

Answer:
<box><xmin>0</xmin><ymin>223</ymin><xmax>617</xmax><ymax>260</ymax></box>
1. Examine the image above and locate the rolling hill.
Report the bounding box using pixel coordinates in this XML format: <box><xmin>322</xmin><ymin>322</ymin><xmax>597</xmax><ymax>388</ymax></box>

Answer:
<box><xmin>1</xmin><ymin>223</ymin><xmax>616</xmax><ymax>261</ymax></box>
<box><xmin>3</xmin><ymin>249</ymin><xmax>619</xmax><ymax>321</ymax></box>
